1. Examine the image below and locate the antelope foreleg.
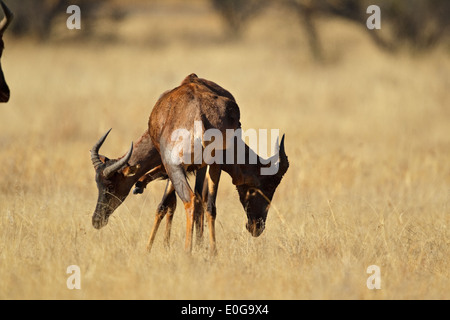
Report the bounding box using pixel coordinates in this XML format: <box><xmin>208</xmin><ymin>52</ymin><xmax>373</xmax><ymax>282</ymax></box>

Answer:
<box><xmin>146</xmin><ymin>180</ymin><xmax>176</xmax><ymax>252</ymax></box>
<box><xmin>193</xmin><ymin>166</ymin><xmax>207</xmax><ymax>246</ymax></box>
<box><xmin>164</xmin><ymin>211</ymin><xmax>174</xmax><ymax>248</ymax></box>
<box><xmin>184</xmin><ymin>194</ymin><xmax>202</xmax><ymax>252</ymax></box>
<box><xmin>146</xmin><ymin>212</ymin><xmax>165</xmax><ymax>252</ymax></box>
<box><xmin>205</xmin><ymin>164</ymin><xmax>221</xmax><ymax>255</ymax></box>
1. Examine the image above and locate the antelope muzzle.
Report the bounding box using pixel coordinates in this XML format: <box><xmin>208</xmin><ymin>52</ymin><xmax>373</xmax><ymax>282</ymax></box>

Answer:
<box><xmin>0</xmin><ymin>67</ymin><xmax>10</xmax><ymax>102</ymax></box>
<box><xmin>92</xmin><ymin>217</ymin><xmax>106</xmax><ymax>229</ymax></box>
<box><xmin>246</xmin><ymin>218</ymin><xmax>266</xmax><ymax>237</ymax></box>
<box><xmin>92</xmin><ymin>207</ymin><xmax>109</xmax><ymax>229</ymax></box>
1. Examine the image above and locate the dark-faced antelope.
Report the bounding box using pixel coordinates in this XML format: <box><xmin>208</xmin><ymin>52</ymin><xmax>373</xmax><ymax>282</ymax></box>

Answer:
<box><xmin>0</xmin><ymin>1</ymin><xmax>13</xmax><ymax>102</ymax></box>
<box><xmin>90</xmin><ymin>74</ymin><xmax>289</xmax><ymax>253</ymax></box>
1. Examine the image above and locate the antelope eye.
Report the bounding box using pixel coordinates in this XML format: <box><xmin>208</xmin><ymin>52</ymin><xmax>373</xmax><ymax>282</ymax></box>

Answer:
<box><xmin>107</xmin><ymin>185</ymin><xmax>115</xmax><ymax>193</ymax></box>
<box><xmin>248</xmin><ymin>188</ymin><xmax>257</xmax><ymax>196</ymax></box>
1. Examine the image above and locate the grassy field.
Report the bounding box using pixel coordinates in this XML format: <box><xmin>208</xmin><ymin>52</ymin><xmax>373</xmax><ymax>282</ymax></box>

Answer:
<box><xmin>0</xmin><ymin>1</ymin><xmax>449</xmax><ymax>299</ymax></box>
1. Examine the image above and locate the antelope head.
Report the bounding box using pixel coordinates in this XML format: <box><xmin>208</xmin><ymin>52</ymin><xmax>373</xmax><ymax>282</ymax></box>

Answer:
<box><xmin>237</xmin><ymin>135</ymin><xmax>289</xmax><ymax>237</ymax></box>
<box><xmin>0</xmin><ymin>1</ymin><xmax>13</xmax><ymax>102</ymax></box>
<box><xmin>90</xmin><ymin>129</ymin><xmax>138</xmax><ymax>229</ymax></box>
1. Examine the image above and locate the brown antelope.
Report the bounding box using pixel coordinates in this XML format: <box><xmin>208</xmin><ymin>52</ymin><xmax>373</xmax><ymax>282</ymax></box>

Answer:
<box><xmin>0</xmin><ymin>1</ymin><xmax>13</xmax><ymax>102</ymax></box>
<box><xmin>90</xmin><ymin>74</ymin><xmax>289</xmax><ymax>253</ymax></box>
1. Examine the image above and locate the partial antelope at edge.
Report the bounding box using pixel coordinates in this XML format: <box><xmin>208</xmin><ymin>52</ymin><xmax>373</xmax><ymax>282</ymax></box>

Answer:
<box><xmin>0</xmin><ymin>1</ymin><xmax>13</xmax><ymax>103</ymax></box>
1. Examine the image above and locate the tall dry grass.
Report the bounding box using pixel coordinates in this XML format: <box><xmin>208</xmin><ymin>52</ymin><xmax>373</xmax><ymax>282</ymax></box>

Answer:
<box><xmin>0</xmin><ymin>1</ymin><xmax>449</xmax><ymax>299</ymax></box>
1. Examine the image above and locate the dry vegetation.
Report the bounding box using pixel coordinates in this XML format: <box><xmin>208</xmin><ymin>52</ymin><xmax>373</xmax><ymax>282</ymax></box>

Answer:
<box><xmin>0</xmin><ymin>1</ymin><xmax>449</xmax><ymax>300</ymax></box>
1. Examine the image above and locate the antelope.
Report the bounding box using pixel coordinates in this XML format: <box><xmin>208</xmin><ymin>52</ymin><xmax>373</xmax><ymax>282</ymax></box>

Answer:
<box><xmin>90</xmin><ymin>74</ymin><xmax>289</xmax><ymax>253</ymax></box>
<box><xmin>0</xmin><ymin>1</ymin><xmax>13</xmax><ymax>102</ymax></box>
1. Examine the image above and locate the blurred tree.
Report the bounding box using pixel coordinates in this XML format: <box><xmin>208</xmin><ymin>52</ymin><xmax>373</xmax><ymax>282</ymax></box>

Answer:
<box><xmin>381</xmin><ymin>0</ymin><xmax>450</xmax><ymax>51</ymax></box>
<box><xmin>210</xmin><ymin>0</ymin><xmax>269</xmax><ymax>38</ymax></box>
<box><xmin>6</xmin><ymin>0</ymin><xmax>108</xmax><ymax>40</ymax></box>
<box><xmin>284</xmin><ymin>0</ymin><xmax>325</xmax><ymax>61</ymax></box>
<box><xmin>284</xmin><ymin>0</ymin><xmax>450</xmax><ymax>60</ymax></box>
<box><xmin>5</xmin><ymin>0</ymin><xmax>449</xmax><ymax>53</ymax></box>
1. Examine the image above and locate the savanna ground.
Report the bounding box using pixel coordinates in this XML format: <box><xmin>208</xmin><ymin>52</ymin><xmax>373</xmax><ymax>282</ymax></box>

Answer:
<box><xmin>0</xmin><ymin>0</ymin><xmax>449</xmax><ymax>300</ymax></box>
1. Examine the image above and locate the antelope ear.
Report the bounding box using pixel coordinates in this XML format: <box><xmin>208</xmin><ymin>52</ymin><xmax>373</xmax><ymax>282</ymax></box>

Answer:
<box><xmin>99</xmin><ymin>155</ymin><xmax>109</xmax><ymax>164</ymax></box>
<box><xmin>122</xmin><ymin>164</ymin><xmax>140</xmax><ymax>177</ymax></box>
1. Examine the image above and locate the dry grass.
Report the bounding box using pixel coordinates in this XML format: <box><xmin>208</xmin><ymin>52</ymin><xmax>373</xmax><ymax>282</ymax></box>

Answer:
<box><xmin>0</xmin><ymin>1</ymin><xmax>449</xmax><ymax>300</ymax></box>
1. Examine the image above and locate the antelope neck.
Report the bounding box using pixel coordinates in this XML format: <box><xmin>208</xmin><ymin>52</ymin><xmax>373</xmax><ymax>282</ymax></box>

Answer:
<box><xmin>128</xmin><ymin>131</ymin><xmax>162</xmax><ymax>182</ymax></box>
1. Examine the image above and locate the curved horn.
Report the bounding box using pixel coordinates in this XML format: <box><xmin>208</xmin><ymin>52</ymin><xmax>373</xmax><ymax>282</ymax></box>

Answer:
<box><xmin>103</xmin><ymin>142</ymin><xmax>133</xmax><ymax>178</ymax></box>
<box><xmin>0</xmin><ymin>1</ymin><xmax>13</xmax><ymax>36</ymax></box>
<box><xmin>91</xmin><ymin>128</ymin><xmax>112</xmax><ymax>169</ymax></box>
<box><xmin>277</xmin><ymin>134</ymin><xmax>289</xmax><ymax>176</ymax></box>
